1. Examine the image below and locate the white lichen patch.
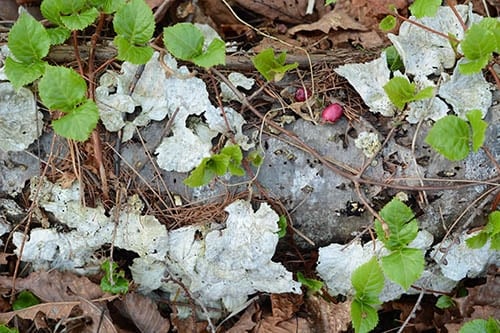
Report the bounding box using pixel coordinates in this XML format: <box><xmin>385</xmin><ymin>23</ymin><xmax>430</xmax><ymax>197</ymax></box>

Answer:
<box><xmin>0</xmin><ymin>82</ymin><xmax>43</xmax><ymax>152</ymax></box>
<box><xmin>354</xmin><ymin>131</ymin><xmax>381</xmax><ymax>158</ymax></box>
<box><xmin>335</xmin><ymin>53</ymin><xmax>396</xmax><ymax>116</ymax></box>
<box><xmin>388</xmin><ymin>5</ymin><xmax>473</xmax><ymax>76</ymax></box>
<box><xmin>438</xmin><ymin>60</ymin><xmax>492</xmax><ymax>119</ymax></box>
<box><xmin>220</xmin><ymin>72</ymin><xmax>255</xmax><ymax>102</ymax></box>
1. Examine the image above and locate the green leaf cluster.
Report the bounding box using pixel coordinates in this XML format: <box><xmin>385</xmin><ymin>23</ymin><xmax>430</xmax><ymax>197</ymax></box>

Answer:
<box><xmin>100</xmin><ymin>260</ymin><xmax>130</xmax><ymax>294</ymax></box>
<box><xmin>12</xmin><ymin>290</ymin><xmax>40</xmax><ymax>310</ymax></box>
<box><xmin>351</xmin><ymin>257</ymin><xmax>384</xmax><ymax>333</ymax></box>
<box><xmin>379</xmin><ymin>16</ymin><xmax>396</xmax><ymax>31</ymax></box>
<box><xmin>252</xmin><ymin>48</ymin><xmax>298</xmax><ymax>82</ymax></box>
<box><xmin>39</xmin><ymin>66</ymin><xmax>99</xmax><ymax>141</ymax></box>
<box><xmin>0</xmin><ymin>326</ymin><xmax>19</xmax><ymax>333</ymax></box>
<box><xmin>466</xmin><ymin>211</ymin><xmax>500</xmax><ymax>251</ymax></box>
<box><xmin>375</xmin><ymin>198</ymin><xmax>424</xmax><ymax>290</ymax></box>
<box><xmin>113</xmin><ymin>0</ymin><xmax>154</xmax><ymax>64</ymax></box>
<box><xmin>459</xmin><ymin>317</ymin><xmax>500</xmax><ymax>333</ymax></box>
<box><xmin>296</xmin><ymin>272</ymin><xmax>323</xmax><ymax>294</ymax></box>
<box><xmin>383</xmin><ymin>76</ymin><xmax>434</xmax><ymax>109</ymax></box>
<box><xmin>277</xmin><ymin>215</ymin><xmax>287</xmax><ymax>238</ymax></box>
<box><xmin>163</xmin><ymin>23</ymin><xmax>226</xmax><ymax>69</ymax></box>
<box><xmin>184</xmin><ymin>145</ymin><xmax>245</xmax><ymax>187</ymax></box>
<box><xmin>425</xmin><ymin>110</ymin><xmax>488</xmax><ymax>161</ymax></box>
<box><xmin>459</xmin><ymin>18</ymin><xmax>500</xmax><ymax>74</ymax></box>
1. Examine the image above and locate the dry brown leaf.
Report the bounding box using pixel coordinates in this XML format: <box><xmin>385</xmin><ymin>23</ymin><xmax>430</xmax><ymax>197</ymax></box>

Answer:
<box><xmin>0</xmin><ymin>270</ymin><xmax>105</xmax><ymax>302</ymax></box>
<box><xmin>0</xmin><ymin>301</ymin><xmax>79</xmax><ymax>324</ymax></box>
<box><xmin>118</xmin><ymin>293</ymin><xmax>170</xmax><ymax>333</ymax></box>
<box><xmin>289</xmin><ymin>10</ymin><xmax>368</xmax><ymax>35</ymax></box>
<box><xmin>79</xmin><ymin>297</ymin><xmax>118</xmax><ymax>333</ymax></box>
<box><xmin>270</xmin><ymin>293</ymin><xmax>303</xmax><ymax>323</ymax></box>
<box><xmin>234</xmin><ymin>0</ymin><xmax>312</xmax><ymax>24</ymax></box>
<box><xmin>226</xmin><ymin>302</ymin><xmax>260</xmax><ymax>333</ymax></box>
<box><xmin>305</xmin><ymin>295</ymin><xmax>351</xmax><ymax>333</ymax></box>
<box><xmin>256</xmin><ymin>316</ymin><xmax>313</xmax><ymax>333</ymax></box>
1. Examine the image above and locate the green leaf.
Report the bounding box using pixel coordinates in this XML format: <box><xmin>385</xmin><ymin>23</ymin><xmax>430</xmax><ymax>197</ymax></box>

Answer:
<box><xmin>459</xmin><ymin>56</ymin><xmax>491</xmax><ymax>75</ymax></box>
<box><xmin>0</xmin><ymin>325</ymin><xmax>19</xmax><ymax>333</ymax></box>
<box><xmin>459</xmin><ymin>319</ymin><xmax>490</xmax><ymax>333</ymax></box>
<box><xmin>466</xmin><ymin>232</ymin><xmax>489</xmax><ymax>249</ymax></box>
<box><xmin>4</xmin><ymin>58</ymin><xmax>45</xmax><ymax>89</ymax></box>
<box><xmin>296</xmin><ymin>272</ymin><xmax>323</xmax><ymax>294</ymax></box>
<box><xmin>12</xmin><ymin>290</ymin><xmax>40</xmax><ymax>310</ymax></box>
<box><xmin>436</xmin><ymin>295</ymin><xmax>455</xmax><ymax>309</ymax></box>
<box><xmin>385</xmin><ymin>45</ymin><xmax>404</xmax><ymax>72</ymax></box>
<box><xmin>325</xmin><ymin>0</ymin><xmax>336</xmax><ymax>5</ymax></box>
<box><xmin>277</xmin><ymin>215</ymin><xmax>287</xmax><ymax>238</ymax></box>
<box><xmin>379</xmin><ymin>15</ymin><xmax>396</xmax><ymax>31</ymax></box>
<box><xmin>491</xmin><ymin>233</ymin><xmax>500</xmax><ymax>251</ymax></box>
<box><xmin>91</xmin><ymin>0</ymin><xmax>126</xmax><ymax>13</ymax></box>
<box><xmin>486</xmin><ymin>318</ymin><xmax>500</xmax><ymax>333</ymax></box>
<box><xmin>376</xmin><ymin>198</ymin><xmax>417</xmax><ymax>249</ymax></box>
<box><xmin>351</xmin><ymin>299</ymin><xmax>379</xmax><ymax>333</ymax></box>
<box><xmin>409</xmin><ymin>0</ymin><xmax>441</xmax><ymax>18</ymax></box>
<box><xmin>184</xmin><ymin>158</ymin><xmax>214</xmax><ymax>187</ymax></box>
<box><xmin>46</xmin><ymin>26</ymin><xmax>71</xmax><ymax>45</ymax></box>
<box><xmin>52</xmin><ymin>100</ymin><xmax>99</xmax><ymax>141</ymax></box>
<box><xmin>425</xmin><ymin>115</ymin><xmax>470</xmax><ymax>161</ymax></box>
<box><xmin>413</xmin><ymin>86</ymin><xmax>434</xmax><ymax>101</ymax></box>
<box><xmin>381</xmin><ymin>247</ymin><xmax>424</xmax><ymax>290</ymax></box>
<box><xmin>351</xmin><ymin>257</ymin><xmax>384</xmax><ymax>301</ymax></box>
<box><xmin>461</xmin><ymin>21</ymin><xmax>496</xmax><ymax>62</ymax></box>
<box><xmin>164</xmin><ymin>23</ymin><xmax>204</xmax><ymax>60</ymax></box>
<box><xmin>38</xmin><ymin>65</ymin><xmax>87</xmax><ymax>111</ymax></box>
<box><xmin>113</xmin><ymin>0</ymin><xmax>154</xmax><ymax>44</ymax></box>
<box><xmin>252</xmin><ymin>48</ymin><xmax>298</xmax><ymax>82</ymax></box>
<box><xmin>192</xmin><ymin>38</ymin><xmax>226</xmax><ymax>68</ymax></box>
<box><xmin>40</xmin><ymin>0</ymin><xmax>64</xmax><ymax>25</ymax></box>
<box><xmin>100</xmin><ymin>260</ymin><xmax>129</xmax><ymax>295</ymax></box>
<box><xmin>8</xmin><ymin>12</ymin><xmax>50</xmax><ymax>63</ymax></box>
<box><xmin>221</xmin><ymin>144</ymin><xmax>244</xmax><ymax>176</ymax></box>
<box><xmin>207</xmin><ymin>154</ymin><xmax>230</xmax><ymax>176</ymax></box>
<box><xmin>383</xmin><ymin>76</ymin><xmax>417</xmax><ymax>109</ymax></box>
<box><xmin>60</xmin><ymin>7</ymin><xmax>99</xmax><ymax>30</ymax></box>
<box><xmin>114</xmin><ymin>35</ymin><xmax>154</xmax><ymax>64</ymax></box>
<box><xmin>486</xmin><ymin>211</ymin><xmax>500</xmax><ymax>236</ymax></box>
<box><xmin>466</xmin><ymin>110</ymin><xmax>487</xmax><ymax>152</ymax></box>
<box><xmin>248</xmin><ymin>150</ymin><xmax>264</xmax><ymax>167</ymax></box>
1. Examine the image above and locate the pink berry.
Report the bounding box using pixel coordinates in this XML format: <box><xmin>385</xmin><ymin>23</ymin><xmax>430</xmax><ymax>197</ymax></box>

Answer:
<box><xmin>321</xmin><ymin>103</ymin><xmax>343</xmax><ymax>123</ymax></box>
<box><xmin>294</xmin><ymin>87</ymin><xmax>310</xmax><ymax>102</ymax></box>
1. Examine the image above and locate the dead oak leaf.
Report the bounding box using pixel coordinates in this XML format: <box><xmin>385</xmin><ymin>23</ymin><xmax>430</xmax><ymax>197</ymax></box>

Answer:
<box><xmin>289</xmin><ymin>10</ymin><xmax>368</xmax><ymax>35</ymax></box>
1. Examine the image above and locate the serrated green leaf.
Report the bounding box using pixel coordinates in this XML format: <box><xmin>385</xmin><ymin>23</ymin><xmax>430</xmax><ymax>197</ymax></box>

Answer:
<box><xmin>296</xmin><ymin>272</ymin><xmax>323</xmax><ymax>293</ymax></box>
<box><xmin>459</xmin><ymin>319</ymin><xmax>490</xmax><ymax>333</ymax></box>
<box><xmin>252</xmin><ymin>48</ymin><xmax>298</xmax><ymax>82</ymax></box>
<box><xmin>8</xmin><ymin>12</ymin><xmax>50</xmax><ymax>63</ymax></box>
<box><xmin>57</xmin><ymin>0</ymin><xmax>86</xmax><ymax>14</ymax></box>
<box><xmin>52</xmin><ymin>100</ymin><xmax>99</xmax><ymax>141</ymax></box>
<box><xmin>208</xmin><ymin>154</ymin><xmax>230</xmax><ymax>176</ymax></box>
<box><xmin>377</xmin><ymin>198</ymin><xmax>417</xmax><ymax>249</ymax></box>
<box><xmin>184</xmin><ymin>158</ymin><xmax>214</xmax><ymax>187</ymax></box>
<box><xmin>466</xmin><ymin>110</ymin><xmax>487</xmax><ymax>152</ymax></box>
<box><xmin>12</xmin><ymin>290</ymin><xmax>40</xmax><ymax>310</ymax></box>
<box><xmin>351</xmin><ymin>299</ymin><xmax>379</xmax><ymax>333</ymax></box>
<box><xmin>409</xmin><ymin>0</ymin><xmax>441</xmax><ymax>18</ymax></box>
<box><xmin>381</xmin><ymin>248</ymin><xmax>424</xmax><ymax>290</ymax></box>
<box><xmin>60</xmin><ymin>7</ymin><xmax>99</xmax><ymax>30</ymax></box>
<box><xmin>248</xmin><ymin>150</ymin><xmax>263</xmax><ymax>167</ymax></box>
<box><xmin>90</xmin><ymin>0</ymin><xmax>126</xmax><ymax>13</ymax></box>
<box><xmin>425</xmin><ymin>115</ymin><xmax>470</xmax><ymax>161</ymax></box>
<box><xmin>413</xmin><ymin>86</ymin><xmax>434</xmax><ymax>101</ymax></box>
<box><xmin>351</xmin><ymin>257</ymin><xmax>384</xmax><ymax>301</ymax></box>
<box><xmin>436</xmin><ymin>295</ymin><xmax>455</xmax><ymax>309</ymax></box>
<box><xmin>221</xmin><ymin>144</ymin><xmax>242</xmax><ymax>162</ymax></box>
<box><xmin>39</xmin><ymin>66</ymin><xmax>87</xmax><ymax>110</ymax></box>
<box><xmin>466</xmin><ymin>232</ymin><xmax>489</xmax><ymax>249</ymax></box>
<box><xmin>46</xmin><ymin>26</ymin><xmax>71</xmax><ymax>45</ymax></box>
<box><xmin>192</xmin><ymin>38</ymin><xmax>226</xmax><ymax>68</ymax></box>
<box><xmin>277</xmin><ymin>215</ymin><xmax>287</xmax><ymax>238</ymax></box>
<box><xmin>459</xmin><ymin>56</ymin><xmax>491</xmax><ymax>74</ymax></box>
<box><xmin>461</xmin><ymin>22</ymin><xmax>496</xmax><ymax>61</ymax></box>
<box><xmin>4</xmin><ymin>58</ymin><xmax>45</xmax><ymax>89</ymax></box>
<box><xmin>228</xmin><ymin>164</ymin><xmax>245</xmax><ymax>176</ymax></box>
<box><xmin>113</xmin><ymin>0</ymin><xmax>154</xmax><ymax>44</ymax></box>
<box><xmin>114</xmin><ymin>35</ymin><xmax>154</xmax><ymax>64</ymax></box>
<box><xmin>385</xmin><ymin>45</ymin><xmax>404</xmax><ymax>72</ymax></box>
<box><xmin>40</xmin><ymin>0</ymin><xmax>64</xmax><ymax>25</ymax></box>
<box><xmin>164</xmin><ymin>23</ymin><xmax>204</xmax><ymax>60</ymax></box>
<box><xmin>100</xmin><ymin>260</ymin><xmax>129</xmax><ymax>294</ymax></box>
<box><xmin>486</xmin><ymin>318</ymin><xmax>500</xmax><ymax>332</ymax></box>
<box><xmin>486</xmin><ymin>211</ymin><xmax>500</xmax><ymax>236</ymax></box>
<box><xmin>379</xmin><ymin>15</ymin><xmax>396</xmax><ymax>31</ymax></box>
<box><xmin>383</xmin><ymin>76</ymin><xmax>416</xmax><ymax>109</ymax></box>
<box><xmin>491</xmin><ymin>233</ymin><xmax>500</xmax><ymax>250</ymax></box>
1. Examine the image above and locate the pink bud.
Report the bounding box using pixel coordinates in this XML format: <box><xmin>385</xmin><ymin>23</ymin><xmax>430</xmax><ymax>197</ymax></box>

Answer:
<box><xmin>321</xmin><ymin>103</ymin><xmax>343</xmax><ymax>123</ymax></box>
<box><xmin>294</xmin><ymin>87</ymin><xmax>311</xmax><ymax>102</ymax></box>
